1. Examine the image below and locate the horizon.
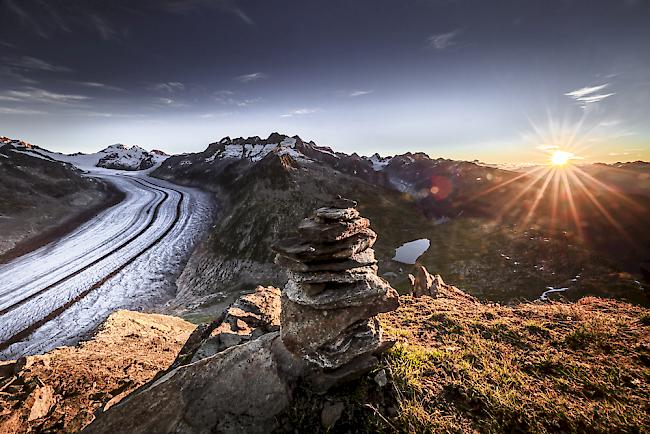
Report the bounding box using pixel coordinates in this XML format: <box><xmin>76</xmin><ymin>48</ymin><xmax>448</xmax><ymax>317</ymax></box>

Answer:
<box><xmin>7</xmin><ymin>132</ymin><xmax>649</xmax><ymax>167</ymax></box>
<box><xmin>1</xmin><ymin>0</ymin><xmax>649</xmax><ymax>164</ymax></box>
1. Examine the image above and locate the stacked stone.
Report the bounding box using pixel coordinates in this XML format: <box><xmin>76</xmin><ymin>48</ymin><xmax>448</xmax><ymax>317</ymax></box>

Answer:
<box><xmin>272</xmin><ymin>198</ymin><xmax>399</xmax><ymax>373</ymax></box>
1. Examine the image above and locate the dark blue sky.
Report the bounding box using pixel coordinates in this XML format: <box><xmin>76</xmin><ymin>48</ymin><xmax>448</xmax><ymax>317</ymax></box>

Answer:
<box><xmin>1</xmin><ymin>0</ymin><xmax>649</xmax><ymax>162</ymax></box>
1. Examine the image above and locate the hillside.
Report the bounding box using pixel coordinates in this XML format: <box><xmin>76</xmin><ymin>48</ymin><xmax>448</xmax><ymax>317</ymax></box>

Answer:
<box><xmin>0</xmin><ymin>137</ymin><xmax>121</xmax><ymax>260</ymax></box>
<box><xmin>1</xmin><ymin>287</ymin><xmax>647</xmax><ymax>433</ymax></box>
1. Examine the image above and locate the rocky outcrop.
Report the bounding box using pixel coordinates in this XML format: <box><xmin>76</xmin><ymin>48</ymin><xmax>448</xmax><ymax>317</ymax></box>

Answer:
<box><xmin>83</xmin><ymin>333</ymin><xmax>307</xmax><ymax>434</ymax></box>
<box><xmin>273</xmin><ymin>199</ymin><xmax>399</xmax><ymax>381</ymax></box>
<box><xmin>408</xmin><ymin>266</ymin><xmax>478</xmax><ymax>302</ymax></box>
<box><xmin>172</xmin><ymin>286</ymin><xmax>281</xmax><ymax>366</ymax></box>
<box><xmin>0</xmin><ymin>311</ymin><xmax>195</xmax><ymax>433</ymax></box>
<box><xmin>409</xmin><ymin>262</ymin><xmax>436</xmax><ymax>297</ymax></box>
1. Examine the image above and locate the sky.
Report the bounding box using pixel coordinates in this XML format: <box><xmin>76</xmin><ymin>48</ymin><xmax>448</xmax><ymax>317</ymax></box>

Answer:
<box><xmin>0</xmin><ymin>0</ymin><xmax>649</xmax><ymax>163</ymax></box>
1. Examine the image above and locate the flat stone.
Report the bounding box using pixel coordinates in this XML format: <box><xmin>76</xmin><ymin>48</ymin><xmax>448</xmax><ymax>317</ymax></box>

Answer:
<box><xmin>284</xmin><ymin>274</ymin><xmax>393</xmax><ymax>309</ymax></box>
<box><xmin>288</xmin><ymin>266</ymin><xmax>377</xmax><ymax>285</ymax></box>
<box><xmin>0</xmin><ymin>358</ymin><xmax>26</xmax><ymax>379</ymax></box>
<box><xmin>314</xmin><ymin>207</ymin><xmax>359</xmax><ymax>221</ymax></box>
<box><xmin>274</xmin><ymin>249</ymin><xmax>377</xmax><ymax>272</ymax></box>
<box><xmin>271</xmin><ymin>229</ymin><xmax>376</xmax><ymax>262</ymax></box>
<box><xmin>297</xmin><ymin>217</ymin><xmax>369</xmax><ymax>242</ymax></box>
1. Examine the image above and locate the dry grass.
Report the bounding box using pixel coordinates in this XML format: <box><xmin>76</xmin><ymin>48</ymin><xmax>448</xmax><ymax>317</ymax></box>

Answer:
<box><xmin>379</xmin><ymin>294</ymin><xmax>650</xmax><ymax>433</ymax></box>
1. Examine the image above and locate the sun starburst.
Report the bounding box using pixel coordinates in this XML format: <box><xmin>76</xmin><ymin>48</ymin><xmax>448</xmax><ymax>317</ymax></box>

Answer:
<box><xmin>550</xmin><ymin>150</ymin><xmax>573</xmax><ymax>167</ymax></box>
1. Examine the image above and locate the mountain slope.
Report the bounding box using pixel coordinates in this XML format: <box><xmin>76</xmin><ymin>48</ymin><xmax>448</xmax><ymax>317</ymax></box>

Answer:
<box><xmin>153</xmin><ymin>134</ymin><xmax>431</xmax><ymax>314</ymax></box>
<box><xmin>0</xmin><ymin>137</ymin><xmax>121</xmax><ymax>260</ymax></box>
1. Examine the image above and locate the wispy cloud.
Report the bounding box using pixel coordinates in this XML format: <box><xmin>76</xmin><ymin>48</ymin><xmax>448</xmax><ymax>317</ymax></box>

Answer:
<box><xmin>236</xmin><ymin>72</ymin><xmax>267</xmax><ymax>83</ymax></box>
<box><xmin>0</xmin><ymin>106</ymin><xmax>46</xmax><ymax>115</ymax></box>
<box><xmin>281</xmin><ymin>108</ymin><xmax>319</xmax><ymax>117</ymax></box>
<box><xmin>149</xmin><ymin>81</ymin><xmax>185</xmax><ymax>93</ymax></box>
<box><xmin>4</xmin><ymin>0</ymin><xmax>254</xmax><ymax>41</ymax></box>
<box><xmin>0</xmin><ymin>87</ymin><xmax>89</xmax><ymax>104</ymax></box>
<box><xmin>76</xmin><ymin>81</ymin><xmax>124</xmax><ymax>92</ymax></box>
<box><xmin>427</xmin><ymin>29</ymin><xmax>462</xmax><ymax>50</ymax></box>
<box><xmin>565</xmin><ymin>83</ymin><xmax>615</xmax><ymax>106</ymax></box>
<box><xmin>349</xmin><ymin>90</ymin><xmax>374</xmax><ymax>97</ymax></box>
<box><xmin>536</xmin><ymin>144</ymin><xmax>559</xmax><ymax>151</ymax></box>
<box><xmin>3</xmin><ymin>56</ymin><xmax>71</xmax><ymax>72</ymax></box>
<box><xmin>213</xmin><ymin>90</ymin><xmax>261</xmax><ymax>107</ymax></box>
<box><xmin>160</xmin><ymin>0</ymin><xmax>255</xmax><ymax>26</ymax></box>
<box><xmin>154</xmin><ymin>97</ymin><xmax>188</xmax><ymax>108</ymax></box>
<box><xmin>90</xmin><ymin>14</ymin><xmax>120</xmax><ymax>41</ymax></box>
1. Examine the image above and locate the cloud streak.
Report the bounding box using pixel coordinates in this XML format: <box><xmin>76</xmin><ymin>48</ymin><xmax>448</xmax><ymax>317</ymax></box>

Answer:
<box><xmin>235</xmin><ymin>72</ymin><xmax>267</xmax><ymax>83</ymax></box>
<box><xmin>349</xmin><ymin>90</ymin><xmax>373</xmax><ymax>97</ymax></box>
<box><xmin>427</xmin><ymin>29</ymin><xmax>462</xmax><ymax>50</ymax></box>
<box><xmin>213</xmin><ymin>90</ymin><xmax>261</xmax><ymax>107</ymax></box>
<box><xmin>149</xmin><ymin>81</ymin><xmax>185</xmax><ymax>93</ymax></box>
<box><xmin>281</xmin><ymin>108</ymin><xmax>318</xmax><ymax>117</ymax></box>
<box><xmin>565</xmin><ymin>83</ymin><xmax>615</xmax><ymax>106</ymax></box>
<box><xmin>0</xmin><ymin>106</ymin><xmax>46</xmax><ymax>115</ymax></box>
<box><xmin>0</xmin><ymin>87</ymin><xmax>90</xmax><ymax>104</ymax></box>
<box><xmin>3</xmin><ymin>56</ymin><xmax>72</xmax><ymax>72</ymax></box>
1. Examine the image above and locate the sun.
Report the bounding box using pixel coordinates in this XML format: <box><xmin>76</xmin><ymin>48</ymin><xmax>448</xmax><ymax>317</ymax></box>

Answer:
<box><xmin>550</xmin><ymin>150</ymin><xmax>573</xmax><ymax>166</ymax></box>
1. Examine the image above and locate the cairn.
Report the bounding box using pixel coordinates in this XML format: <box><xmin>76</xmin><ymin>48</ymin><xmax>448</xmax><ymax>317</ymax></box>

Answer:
<box><xmin>272</xmin><ymin>198</ymin><xmax>399</xmax><ymax>382</ymax></box>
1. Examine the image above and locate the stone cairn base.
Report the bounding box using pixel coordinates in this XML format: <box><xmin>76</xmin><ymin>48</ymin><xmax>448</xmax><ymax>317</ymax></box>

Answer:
<box><xmin>272</xmin><ymin>198</ymin><xmax>399</xmax><ymax>386</ymax></box>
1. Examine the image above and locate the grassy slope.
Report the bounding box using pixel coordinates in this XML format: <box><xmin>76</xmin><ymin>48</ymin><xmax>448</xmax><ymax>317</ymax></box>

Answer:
<box><xmin>279</xmin><ymin>292</ymin><xmax>649</xmax><ymax>433</ymax></box>
<box><xmin>383</xmin><ymin>294</ymin><xmax>650</xmax><ymax>433</ymax></box>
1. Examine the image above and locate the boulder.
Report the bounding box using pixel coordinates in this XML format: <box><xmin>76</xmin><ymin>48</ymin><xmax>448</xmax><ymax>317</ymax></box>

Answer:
<box><xmin>82</xmin><ymin>333</ymin><xmax>307</xmax><ymax>434</ymax></box>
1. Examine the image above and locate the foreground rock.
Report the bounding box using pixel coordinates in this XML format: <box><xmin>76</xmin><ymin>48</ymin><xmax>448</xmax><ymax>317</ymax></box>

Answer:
<box><xmin>84</xmin><ymin>332</ymin><xmax>307</xmax><ymax>434</ymax></box>
<box><xmin>0</xmin><ymin>311</ymin><xmax>195</xmax><ymax>434</ymax></box>
<box><xmin>172</xmin><ymin>285</ymin><xmax>281</xmax><ymax>366</ymax></box>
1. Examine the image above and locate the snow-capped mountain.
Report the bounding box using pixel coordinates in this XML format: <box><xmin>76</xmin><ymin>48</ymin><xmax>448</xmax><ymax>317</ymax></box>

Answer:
<box><xmin>1</xmin><ymin>137</ymin><xmax>169</xmax><ymax>171</ymax></box>
<box><xmin>46</xmin><ymin>144</ymin><xmax>169</xmax><ymax>171</ymax></box>
<box><xmin>95</xmin><ymin>144</ymin><xmax>168</xmax><ymax>171</ymax></box>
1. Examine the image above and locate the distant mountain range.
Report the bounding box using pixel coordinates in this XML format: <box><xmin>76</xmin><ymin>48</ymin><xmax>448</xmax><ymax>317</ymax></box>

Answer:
<box><xmin>150</xmin><ymin>132</ymin><xmax>650</xmax><ymax>310</ymax></box>
<box><xmin>2</xmin><ymin>133</ymin><xmax>649</xmax><ymax>307</ymax></box>
<box><xmin>0</xmin><ymin>137</ymin><xmax>168</xmax><ymax>171</ymax></box>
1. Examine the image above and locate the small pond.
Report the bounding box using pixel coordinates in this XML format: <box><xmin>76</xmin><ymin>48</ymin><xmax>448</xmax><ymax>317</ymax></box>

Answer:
<box><xmin>393</xmin><ymin>238</ymin><xmax>431</xmax><ymax>264</ymax></box>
